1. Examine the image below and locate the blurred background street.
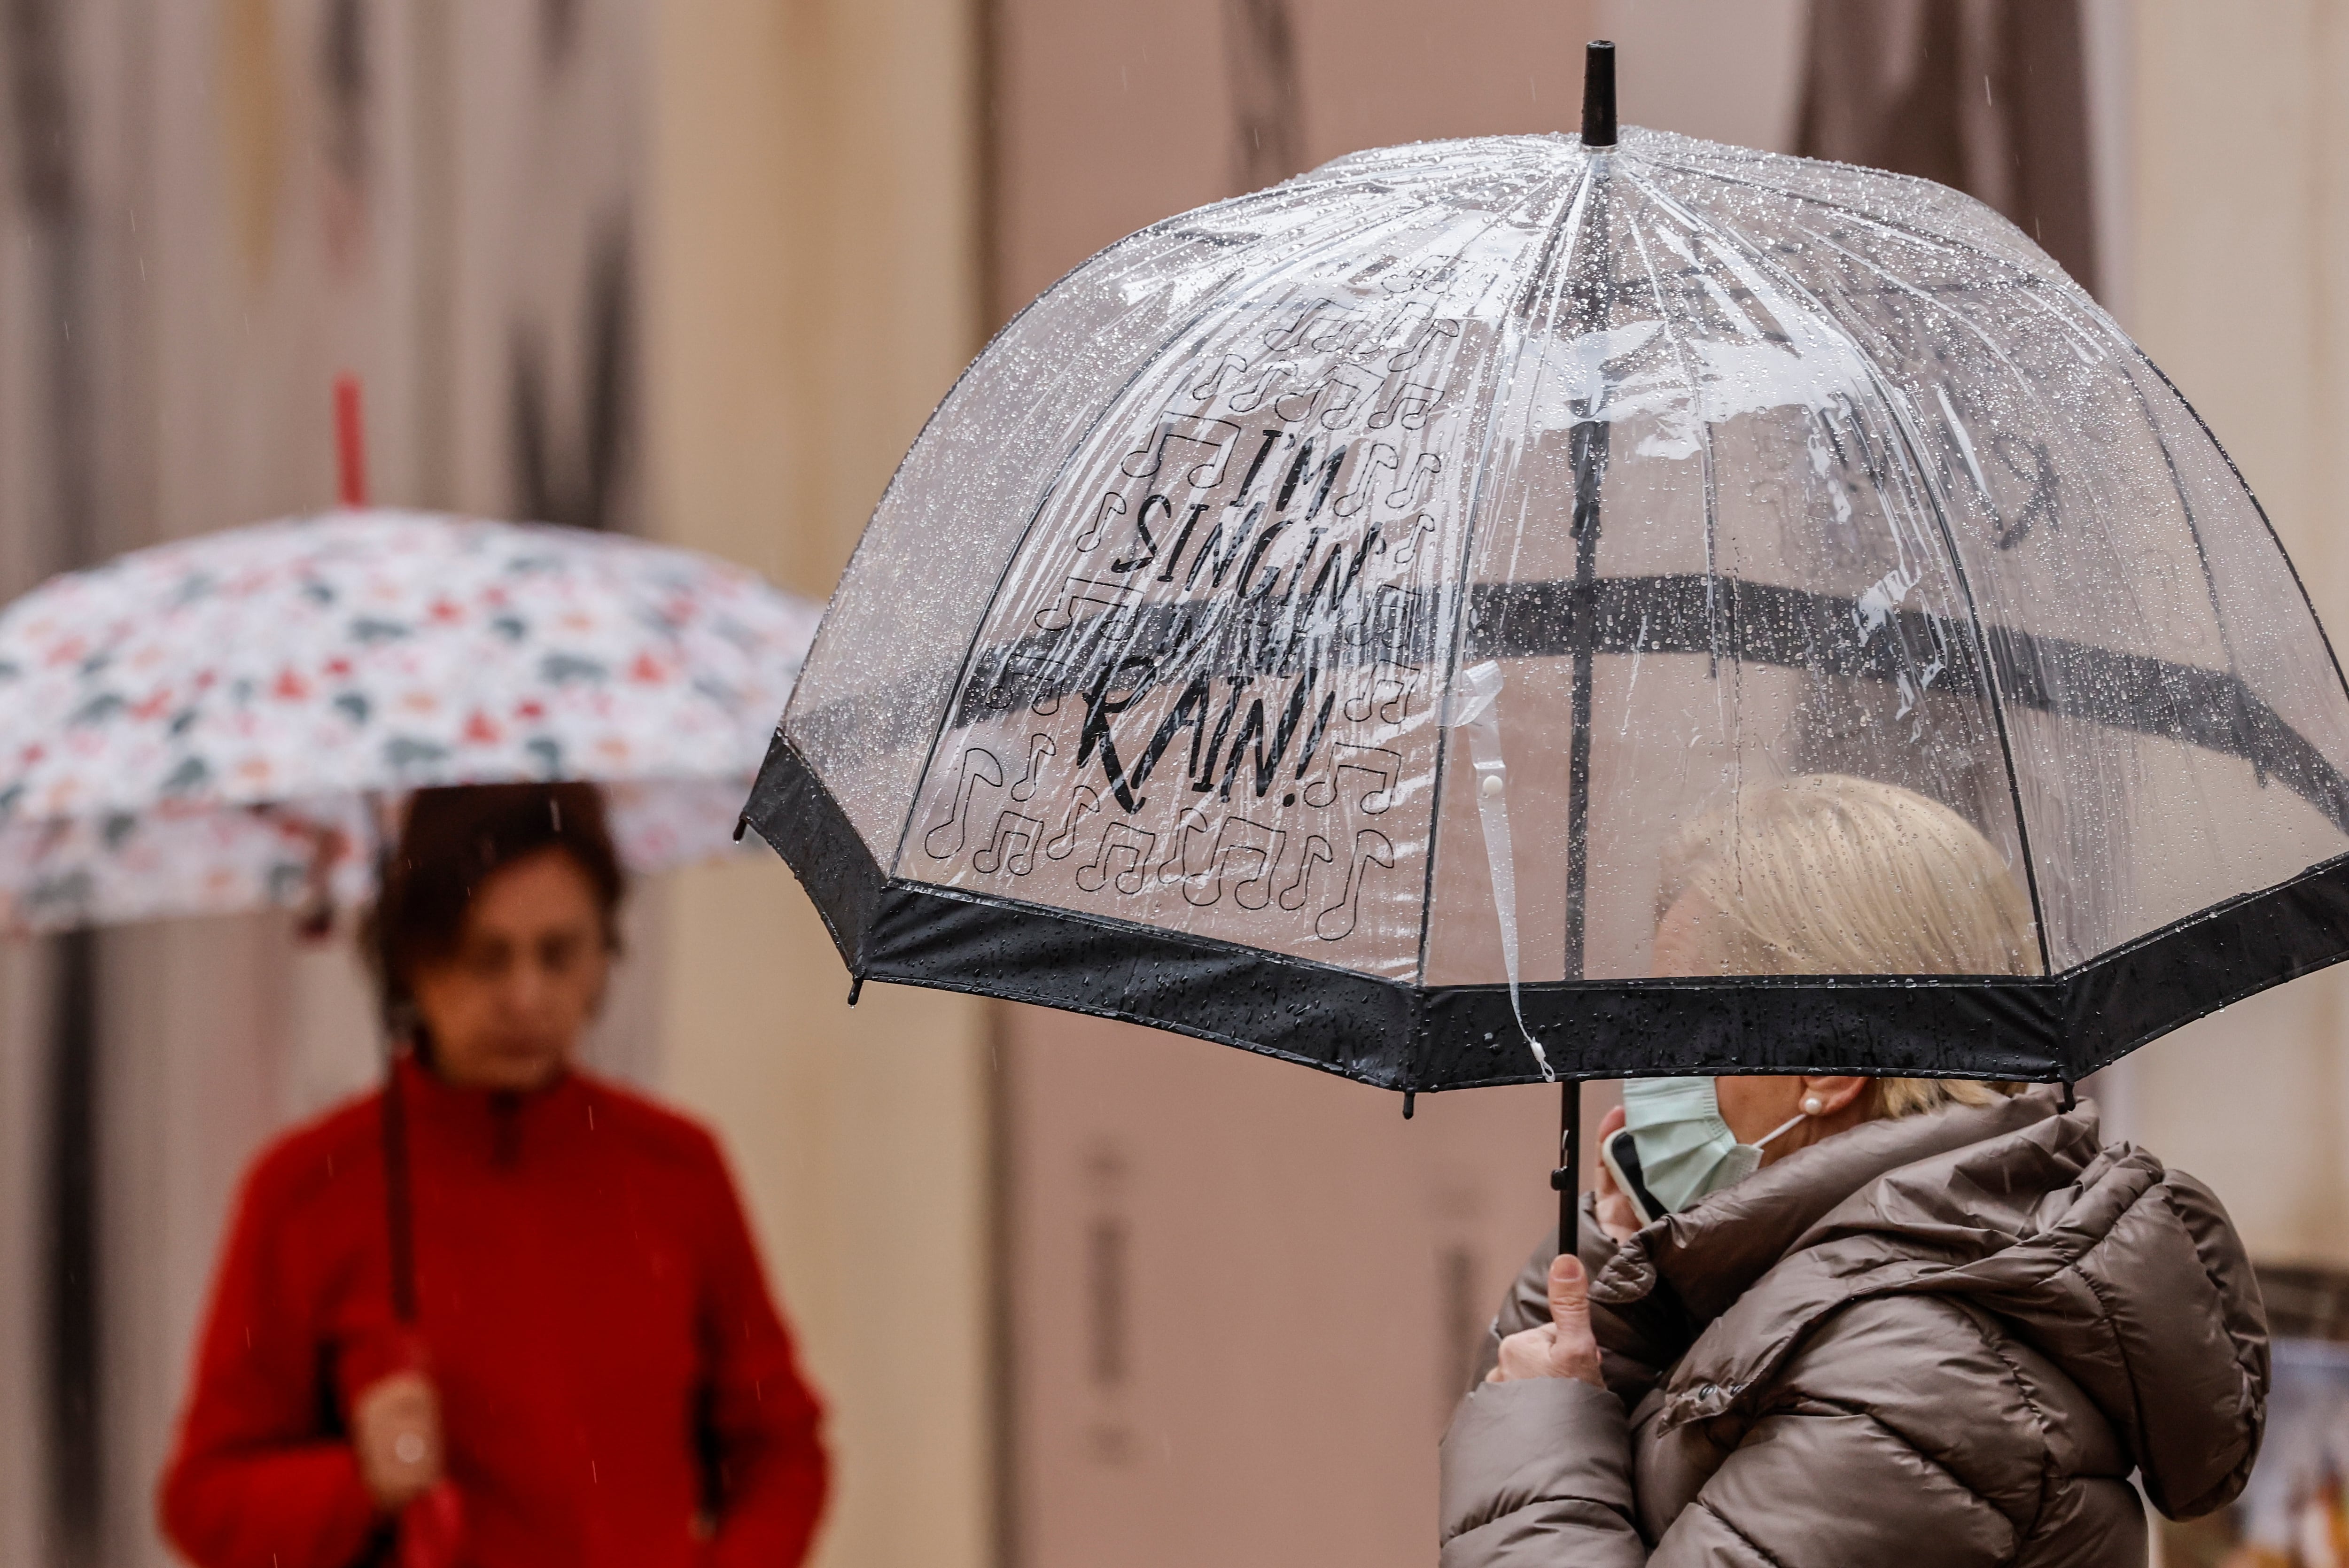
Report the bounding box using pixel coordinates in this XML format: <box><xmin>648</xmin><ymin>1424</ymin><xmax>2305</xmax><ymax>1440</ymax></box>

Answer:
<box><xmin>3</xmin><ymin>2</ymin><xmax>2345</xmax><ymax>1564</ymax></box>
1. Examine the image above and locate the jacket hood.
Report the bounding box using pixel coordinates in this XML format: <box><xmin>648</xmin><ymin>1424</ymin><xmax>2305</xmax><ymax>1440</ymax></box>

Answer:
<box><xmin>1597</xmin><ymin>1087</ymin><xmax>2269</xmax><ymax>1520</ymax></box>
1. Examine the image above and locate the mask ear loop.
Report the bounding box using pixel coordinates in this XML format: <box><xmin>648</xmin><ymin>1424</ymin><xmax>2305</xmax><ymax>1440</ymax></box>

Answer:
<box><xmin>1445</xmin><ymin>661</ymin><xmax>1551</xmax><ymax>1082</ymax></box>
<box><xmin>1752</xmin><ymin>1111</ymin><xmax>1808</xmax><ymax>1150</ymax></box>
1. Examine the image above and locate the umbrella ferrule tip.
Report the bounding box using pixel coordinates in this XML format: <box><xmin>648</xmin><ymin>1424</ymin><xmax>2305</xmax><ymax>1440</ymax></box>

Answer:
<box><xmin>1581</xmin><ymin>39</ymin><xmax>1618</xmax><ymax>148</ymax></box>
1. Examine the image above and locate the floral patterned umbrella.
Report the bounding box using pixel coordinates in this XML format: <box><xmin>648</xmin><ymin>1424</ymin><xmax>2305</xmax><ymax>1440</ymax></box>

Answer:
<box><xmin>0</xmin><ymin>510</ymin><xmax>819</xmax><ymax>931</ymax></box>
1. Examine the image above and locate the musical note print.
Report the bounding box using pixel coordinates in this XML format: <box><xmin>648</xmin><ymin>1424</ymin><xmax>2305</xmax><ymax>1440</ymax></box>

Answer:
<box><xmin>1186</xmin><ymin>356</ymin><xmax>1293</xmax><ymax>415</ymax></box>
<box><xmin>923</xmin><ymin>748</ymin><xmax>1005</xmax><ymax>860</ymax></box>
<box><xmin>1225</xmin><ymin>362</ymin><xmax>1293</xmax><ymax>415</ymax></box>
<box><xmin>1385</xmin><ymin>315</ymin><xmax>1461</xmax><ymax>373</ymax></box>
<box><xmin>1273</xmin><ymin>378</ymin><xmax>1329</xmax><ymax>427</ymax></box>
<box><xmin>1076</xmin><ymin>822</ymin><xmax>1156</xmax><ymax>895</ymax></box>
<box><xmin>1315</xmin><ymin>363</ymin><xmax>1387</xmax><ymax>429</ymax></box>
<box><xmin>1011</xmin><ymin>733</ymin><xmax>1055</xmax><ymax>801</ymax></box>
<box><xmin>973</xmin><ymin>809</ymin><xmax>1044</xmax><ymax>877</ymax></box>
<box><xmin>1155</xmin><ymin>811</ymin><xmax>1286</xmax><ymax>909</ymax></box>
<box><xmin>1181</xmin><ymin>355</ymin><xmax>1249</xmax><ymax>404</ymax></box>
<box><xmin>1044</xmin><ymin>785</ymin><xmax>1103</xmax><ymax>861</ymax></box>
<box><xmin>1384</xmin><ymin>451</ymin><xmax>1444</xmax><ymax>511</ymax></box>
<box><xmin>1315</xmin><ymin>830</ymin><xmax>1395</xmax><ymax>941</ymax></box>
<box><xmin>944</xmin><ymin>266</ymin><xmax>1485</xmax><ymax>962</ymax></box>
<box><xmin>1343</xmin><ymin>666</ymin><xmax>1421</xmax><ymax>723</ymax></box>
<box><xmin>1336</xmin><ymin>677</ymin><xmax>1408</xmax><ymax>729</ymax></box>
<box><xmin>1279</xmin><ymin>835</ymin><xmax>1334</xmax><ymax>912</ymax></box>
<box><xmin>1301</xmin><ymin>743</ymin><xmax>1401</xmax><ymax>814</ymax></box>
<box><xmin>1034</xmin><ymin>574</ymin><xmax>1142</xmax><ymax>632</ymax></box>
<box><xmin>1074</xmin><ymin>492</ymin><xmax>1127</xmax><ymax>552</ymax></box>
<box><xmin>1360</xmin><ymin>299</ymin><xmax>1434</xmax><ymax>363</ymax></box>
<box><xmin>1154</xmin><ymin>808</ymin><xmax>1213</xmax><ymax>890</ymax></box>
<box><xmin>1367</xmin><ymin>380</ymin><xmax>1445</xmax><ymax>432</ymax></box>
<box><xmin>1119</xmin><ymin>414</ymin><xmax>1241</xmax><ymax>489</ymax></box>
<box><xmin>1261</xmin><ymin>297</ymin><xmax>1359</xmax><ymax>357</ymax></box>
<box><xmin>1221</xmin><ymin>817</ymin><xmax>1287</xmax><ymax>911</ymax></box>
<box><xmin>1330</xmin><ymin>443</ymin><xmax>1399</xmax><ymax>518</ymax></box>
<box><xmin>1386</xmin><ymin>510</ymin><xmax>1441</xmax><ymax>567</ymax></box>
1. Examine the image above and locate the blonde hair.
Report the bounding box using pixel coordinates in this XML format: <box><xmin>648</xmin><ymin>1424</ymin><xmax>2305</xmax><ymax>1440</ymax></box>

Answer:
<box><xmin>1657</xmin><ymin>774</ymin><xmax>2040</xmax><ymax>1119</ymax></box>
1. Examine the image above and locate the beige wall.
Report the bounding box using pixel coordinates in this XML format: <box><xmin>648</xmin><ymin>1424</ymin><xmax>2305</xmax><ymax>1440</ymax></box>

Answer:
<box><xmin>642</xmin><ymin>5</ymin><xmax>996</xmax><ymax>1568</ymax></box>
<box><xmin>2113</xmin><ymin>2</ymin><xmax>2349</xmax><ymax>1265</ymax></box>
<box><xmin>0</xmin><ymin>0</ymin><xmax>461</xmax><ymax>1557</ymax></box>
<box><xmin>0</xmin><ymin>3</ymin><xmax>1000</xmax><ymax>1563</ymax></box>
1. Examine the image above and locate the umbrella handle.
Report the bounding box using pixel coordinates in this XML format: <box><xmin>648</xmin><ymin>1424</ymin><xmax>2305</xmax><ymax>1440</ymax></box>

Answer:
<box><xmin>382</xmin><ymin>1054</ymin><xmax>418</xmax><ymax>1323</ymax></box>
<box><xmin>1552</xmin><ymin>1080</ymin><xmax>1581</xmax><ymax>1250</ymax></box>
<box><xmin>367</xmin><ymin>787</ymin><xmax>418</xmax><ymax>1324</ymax></box>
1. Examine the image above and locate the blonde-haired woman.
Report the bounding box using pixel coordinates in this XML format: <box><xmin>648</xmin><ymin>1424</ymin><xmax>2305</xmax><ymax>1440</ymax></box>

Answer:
<box><xmin>1439</xmin><ymin>775</ymin><xmax>2269</xmax><ymax>1568</ymax></box>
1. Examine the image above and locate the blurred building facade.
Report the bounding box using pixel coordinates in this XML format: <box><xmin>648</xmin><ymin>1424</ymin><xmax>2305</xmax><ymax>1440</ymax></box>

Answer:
<box><xmin>0</xmin><ymin>3</ymin><xmax>992</xmax><ymax>1564</ymax></box>
<box><xmin>0</xmin><ymin>3</ymin><xmax>2344</xmax><ymax>1567</ymax></box>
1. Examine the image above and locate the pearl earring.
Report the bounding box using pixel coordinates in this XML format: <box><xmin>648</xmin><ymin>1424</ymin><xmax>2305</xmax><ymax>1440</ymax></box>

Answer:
<box><xmin>1801</xmin><ymin>1095</ymin><xmax>1824</xmax><ymax>1116</ymax></box>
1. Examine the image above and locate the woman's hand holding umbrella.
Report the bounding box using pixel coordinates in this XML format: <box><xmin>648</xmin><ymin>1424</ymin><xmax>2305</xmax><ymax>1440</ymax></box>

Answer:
<box><xmin>350</xmin><ymin>1364</ymin><xmax>464</xmax><ymax>1568</ymax></box>
<box><xmin>352</xmin><ymin>1371</ymin><xmax>443</xmax><ymax>1510</ymax></box>
<box><xmin>1489</xmin><ymin>1255</ymin><xmax>1603</xmax><ymax>1389</ymax></box>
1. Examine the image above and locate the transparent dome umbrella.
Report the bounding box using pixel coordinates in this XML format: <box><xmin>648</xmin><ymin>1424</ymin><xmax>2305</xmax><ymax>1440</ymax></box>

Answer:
<box><xmin>744</xmin><ymin>45</ymin><xmax>2349</xmax><ymax>1194</ymax></box>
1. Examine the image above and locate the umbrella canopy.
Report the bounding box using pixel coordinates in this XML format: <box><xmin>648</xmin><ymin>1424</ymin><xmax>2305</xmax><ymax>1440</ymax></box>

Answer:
<box><xmin>745</xmin><ymin>113</ymin><xmax>2349</xmax><ymax>1094</ymax></box>
<box><xmin>0</xmin><ymin>510</ymin><xmax>818</xmax><ymax>930</ymax></box>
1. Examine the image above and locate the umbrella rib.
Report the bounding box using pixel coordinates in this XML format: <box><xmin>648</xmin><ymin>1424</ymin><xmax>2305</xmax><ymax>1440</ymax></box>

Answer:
<box><xmin>1616</xmin><ymin>171</ymin><xmax>1727</xmax><ymax>677</ymax></box>
<box><xmin>1799</xmin><ymin>216</ymin><xmax>2321</xmax><ymax>886</ymax></box>
<box><xmin>1400</xmin><ymin>157</ymin><xmax>1595</xmax><ymax>1007</ymax></box>
<box><xmin>1631</xmin><ymin>142</ymin><xmax>2077</xmax><ymax>305</ymax></box>
<box><xmin>1795</xmin><ymin>223</ymin><xmax>2172</xmax><ymax>663</ymax></box>
<box><xmin>2127</xmin><ymin>352</ymin><xmax>2349</xmax><ymax>715</ymax></box>
<box><xmin>1560</xmin><ymin>159</ymin><xmax>1623</xmax><ymax>985</ymax></box>
<box><xmin>2107</xmin><ymin>355</ymin><xmax>2265</xmax><ymax>767</ymax></box>
<box><xmin>1780</xmin><ymin>217</ymin><xmax>2271</xmax><ymax>937</ymax></box>
<box><xmin>1655</xmin><ymin>202</ymin><xmax>2060</xmax><ymax>979</ymax></box>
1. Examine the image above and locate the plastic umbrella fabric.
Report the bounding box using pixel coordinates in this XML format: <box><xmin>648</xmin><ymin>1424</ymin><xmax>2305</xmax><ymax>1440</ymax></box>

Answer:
<box><xmin>745</xmin><ymin>96</ymin><xmax>2349</xmax><ymax>1097</ymax></box>
<box><xmin>0</xmin><ymin>510</ymin><xmax>818</xmax><ymax>931</ymax></box>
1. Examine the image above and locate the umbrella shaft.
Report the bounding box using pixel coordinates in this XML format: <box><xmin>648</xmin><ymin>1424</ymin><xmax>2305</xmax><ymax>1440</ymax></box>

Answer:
<box><xmin>1554</xmin><ymin>1079</ymin><xmax>1581</xmax><ymax>1248</ymax></box>
<box><xmin>1565</xmin><ymin>419</ymin><xmax>1607</xmax><ymax>980</ymax></box>
<box><xmin>382</xmin><ymin>1056</ymin><xmax>418</xmax><ymax>1323</ymax></box>
<box><xmin>1563</xmin><ymin>150</ymin><xmax>1615</xmax><ymax>984</ymax></box>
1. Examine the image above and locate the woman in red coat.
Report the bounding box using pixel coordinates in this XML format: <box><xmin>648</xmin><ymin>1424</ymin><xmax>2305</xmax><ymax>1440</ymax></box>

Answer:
<box><xmin>161</xmin><ymin>784</ymin><xmax>827</xmax><ymax>1567</ymax></box>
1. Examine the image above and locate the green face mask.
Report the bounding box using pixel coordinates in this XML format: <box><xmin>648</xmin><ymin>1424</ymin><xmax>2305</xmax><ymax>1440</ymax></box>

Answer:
<box><xmin>1616</xmin><ymin>1077</ymin><xmax>1806</xmax><ymax>1219</ymax></box>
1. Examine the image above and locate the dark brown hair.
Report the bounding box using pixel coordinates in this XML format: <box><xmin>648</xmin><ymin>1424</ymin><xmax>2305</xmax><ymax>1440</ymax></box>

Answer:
<box><xmin>365</xmin><ymin>782</ymin><xmax>626</xmax><ymax>1039</ymax></box>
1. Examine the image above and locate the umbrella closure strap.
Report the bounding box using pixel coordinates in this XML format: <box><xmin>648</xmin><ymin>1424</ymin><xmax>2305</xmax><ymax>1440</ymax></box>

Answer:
<box><xmin>1442</xmin><ymin>659</ymin><xmax>1551</xmax><ymax>1081</ymax></box>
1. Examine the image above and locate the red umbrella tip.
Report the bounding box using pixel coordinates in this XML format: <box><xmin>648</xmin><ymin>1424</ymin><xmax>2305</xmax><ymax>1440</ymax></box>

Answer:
<box><xmin>334</xmin><ymin>373</ymin><xmax>368</xmax><ymax>509</ymax></box>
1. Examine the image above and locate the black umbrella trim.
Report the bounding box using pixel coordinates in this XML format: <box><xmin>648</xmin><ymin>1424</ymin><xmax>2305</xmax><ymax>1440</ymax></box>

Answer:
<box><xmin>746</xmin><ymin>728</ymin><xmax>2349</xmax><ymax>1091</ymax></box>
<box><xmin>945</xmin><ymin>573</ymin><xmax>2349</xmax><ymax>834</ymax></box>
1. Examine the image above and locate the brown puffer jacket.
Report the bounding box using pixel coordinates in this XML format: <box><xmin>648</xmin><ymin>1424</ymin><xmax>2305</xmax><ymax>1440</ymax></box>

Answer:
<box><xmin>1440</xmin><ymin>1088</ymin><xmax>2268</xmax><ymax>1567</ymax></box>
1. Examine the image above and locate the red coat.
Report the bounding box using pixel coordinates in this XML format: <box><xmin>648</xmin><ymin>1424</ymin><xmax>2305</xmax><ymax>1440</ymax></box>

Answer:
<box><xmin>161</xmin><ymin>1059</ymin><xmax>827</xmax><ymax>1568</ymax></box>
